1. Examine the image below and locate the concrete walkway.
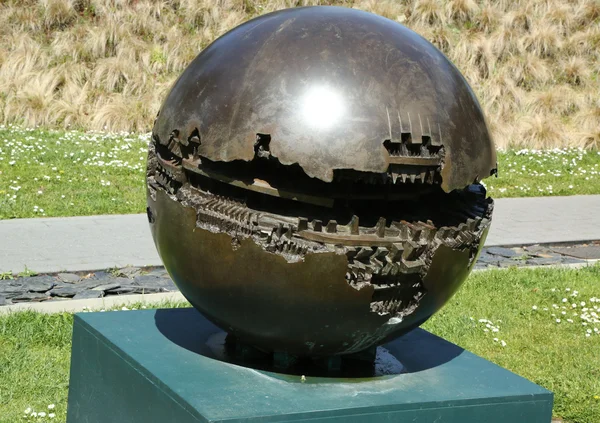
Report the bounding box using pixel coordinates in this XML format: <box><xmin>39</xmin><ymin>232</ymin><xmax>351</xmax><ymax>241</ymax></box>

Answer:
<box><xmin>2</xmin><ymin>195</ymin><xmax>600</xmax><ymax>274</ymax></box>
<box><xmin>0</xmin><ymin>214</ymin><xmax>161</xmax><ymax>274</ymax></box>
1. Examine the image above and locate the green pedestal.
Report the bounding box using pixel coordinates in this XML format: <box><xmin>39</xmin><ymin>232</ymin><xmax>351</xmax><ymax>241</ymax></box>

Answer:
<box><xmin>67</xmin><ymin>309</ymin><xmax>553</xmax><ymax>423</ymax></box>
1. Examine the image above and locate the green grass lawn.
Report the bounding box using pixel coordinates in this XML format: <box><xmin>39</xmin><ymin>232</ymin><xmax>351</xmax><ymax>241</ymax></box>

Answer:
<box><xmin>0</xmin><ymin>125</ymin><xmax>600</xmax><ymax>219</ymax></box>
<box><xmin>486</xmin><ymin>148</ymin><xmax>600</xmax><ymax>198</ymax></box>
<box><xmin>423</xmin><ymin>266</ymin><xmax>600</xmax><ymax>423</ymax></box>
<box><xmin>0</xmin><ymin>267</ymin><xmax>599</xmax><ymax>422</ymax></box>
<box><xmin>0</xmin><ymin>301</ymin><xmax>190</xmax><ymax>423</ymax></box>
<box><xmin>0</xmin><ymin>126</ymin><xmax>147</xmax><ymax>219</ymax></box>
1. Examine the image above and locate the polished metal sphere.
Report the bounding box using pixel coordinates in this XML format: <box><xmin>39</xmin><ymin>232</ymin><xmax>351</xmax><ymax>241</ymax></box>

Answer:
<box><xmin>146</xmin><ymin>6</ymin><xmax>496</xmax><ymax>357</ymax></box>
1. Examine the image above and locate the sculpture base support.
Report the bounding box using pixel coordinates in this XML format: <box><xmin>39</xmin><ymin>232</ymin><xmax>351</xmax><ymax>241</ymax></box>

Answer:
<box><xmin>67</xmin><ymin>308</ymin><xmax>553</xmax><ymax>423</ymax></box>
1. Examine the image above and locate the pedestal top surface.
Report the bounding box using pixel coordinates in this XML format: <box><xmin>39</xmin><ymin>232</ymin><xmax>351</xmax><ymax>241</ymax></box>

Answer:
<box><xmin>75</xmin><ymin>308</ymin><xmax>551</xmax><ymax>421</ymax></box>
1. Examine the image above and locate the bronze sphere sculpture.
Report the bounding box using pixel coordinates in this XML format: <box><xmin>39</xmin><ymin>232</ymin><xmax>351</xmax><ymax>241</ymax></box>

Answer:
<box><xmin>146</xmin><ymin>6</ymin><xmax>496</xmax><ymax>358</ymax></box>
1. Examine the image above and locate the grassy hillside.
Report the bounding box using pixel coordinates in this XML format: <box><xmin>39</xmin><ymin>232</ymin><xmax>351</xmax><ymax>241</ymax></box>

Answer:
<box><xmin>0</xmin><ymin>0</ymin><xmax>599</xmax><ymax>150</ymax></box>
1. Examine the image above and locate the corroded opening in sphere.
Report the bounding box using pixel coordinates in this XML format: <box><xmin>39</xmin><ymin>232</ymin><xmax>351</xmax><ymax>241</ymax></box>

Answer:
<box><xmin>146</xmin><ymin>6</ymin><xmax>496</xmax><ymax>358</ymax></box>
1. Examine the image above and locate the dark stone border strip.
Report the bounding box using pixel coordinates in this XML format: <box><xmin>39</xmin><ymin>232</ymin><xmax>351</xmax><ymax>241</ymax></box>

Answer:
<box><xmin>0</xmin><ymin>267</ymin><xmax>176</xmax><ymax>306</ymax></box>
<box><xmin>473</xmin><ymin>243</ymin><xmax>599</xmax><ymax>270</ymax></box>
<box><xmin>1</xmin><ymin>243</ymin><xmax>599</xmax><ymax>306</ymax></box>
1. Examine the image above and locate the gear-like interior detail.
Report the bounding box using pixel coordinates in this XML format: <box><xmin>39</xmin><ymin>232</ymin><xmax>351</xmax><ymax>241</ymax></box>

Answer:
<box><xmin>155</xmin><ymin>126</ymin><xmax>448</xmax><ymax>207</ymax></box>
<box><xmin>147</xmin><ymin>136</ymin><xmax>492</xmax><ymax>324</ymax></box>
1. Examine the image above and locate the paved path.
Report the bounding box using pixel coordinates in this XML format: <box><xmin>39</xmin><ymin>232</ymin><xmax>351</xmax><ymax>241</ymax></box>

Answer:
<box><xmin>0</xmin><ymin>214</ymin><xmax>161</xmax><ymax>274</ymax></box>
<box><xmin>1</xmin><ymin>195</ymin><xmax>600</xmax><ymax>274</ymax></box>
<box><xmin>487</xmin><ymin>195</ymin><xmax>600</xmax><ymax>246</ymax></box>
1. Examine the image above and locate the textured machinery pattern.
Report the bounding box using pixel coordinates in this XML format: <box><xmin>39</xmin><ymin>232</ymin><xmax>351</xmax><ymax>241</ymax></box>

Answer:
<box><xmin>146</xmin><ymin>6</ymin><xmax>496</xmax><ymax>357</ymax></box>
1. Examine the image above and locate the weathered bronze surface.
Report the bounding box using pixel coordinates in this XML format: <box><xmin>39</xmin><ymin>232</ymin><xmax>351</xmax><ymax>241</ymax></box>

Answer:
<box><xmin>147</xmin><ymin>6</ymin><xmax>496</xmax><ymax>357</ymax></box>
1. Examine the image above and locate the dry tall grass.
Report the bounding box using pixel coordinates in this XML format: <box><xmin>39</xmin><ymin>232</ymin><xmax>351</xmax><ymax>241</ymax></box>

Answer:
<box><xmin>0</xmin><ymin>0</ymin><xmax>598</xmax><ymax>148</ymax></box>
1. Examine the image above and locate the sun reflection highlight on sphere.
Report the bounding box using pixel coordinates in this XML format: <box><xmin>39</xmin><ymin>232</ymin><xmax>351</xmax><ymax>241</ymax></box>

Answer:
<box><xmin>300</xmin><ymin>86</ymin><xmax>345</xmax><ymax>130</ymax></box>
